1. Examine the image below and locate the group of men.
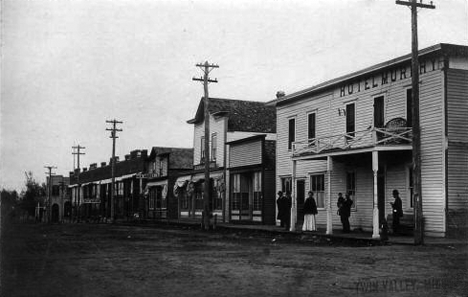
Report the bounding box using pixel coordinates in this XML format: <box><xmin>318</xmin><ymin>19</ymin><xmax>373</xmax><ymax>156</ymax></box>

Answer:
<box><xmin>276</xmin><ymin>189</ymin><xmax>403</xmax><ymax>234</ymax></box>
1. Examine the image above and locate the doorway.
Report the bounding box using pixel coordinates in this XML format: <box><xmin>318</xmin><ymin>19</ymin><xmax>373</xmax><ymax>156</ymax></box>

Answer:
<box><xmin>296</xmin><ymin>180</ymin><xmax>305</xmax><ymax>227</ymax></box>
<box><xmin>52</xmin><ymin>204</ymin><xmax>60</xmax><ymax>223</ymax></box>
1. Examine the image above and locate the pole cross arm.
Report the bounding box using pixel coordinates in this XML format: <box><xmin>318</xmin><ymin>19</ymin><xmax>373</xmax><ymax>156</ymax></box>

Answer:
<box><xmin>395</xmin><ymin>0</ymin><xmax>435</xmax><ymax>9</ymax></box>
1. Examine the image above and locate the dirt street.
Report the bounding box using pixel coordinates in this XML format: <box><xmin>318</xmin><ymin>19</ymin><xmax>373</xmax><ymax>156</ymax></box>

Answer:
<box><xmin>1</xmin><ymin>222</ymin><xmax>467</xmax><ymax>297</ymax></box>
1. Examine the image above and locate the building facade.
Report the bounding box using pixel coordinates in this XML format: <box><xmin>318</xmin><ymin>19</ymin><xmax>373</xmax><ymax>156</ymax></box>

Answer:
<box><xmin>69</xmin><ymin>149</ymin><xmax>147</xmax><ymax>221</ymax></box>
<box><xmin>143</xmin><ymin>147</ymin><xmax>193</xmax><ymax>221</ymax></box>
<box><xmin>44</xmin><ymin>175</ymin><xmax>71</xmax><ymax>223</ymax></box>
<box><xmin>177</xmin><ymin>98</ymin><xmax>276</xmax><ymax>223</ymax></box>
<box><xmin>273</xmin><ymin>44</ymin><xmax>468</xmax><ymax>237</ymax></box>
<box><xmin>227</xmin><ymin>135</ymin><xmax>276</xmax><ymax>224</ymax></box>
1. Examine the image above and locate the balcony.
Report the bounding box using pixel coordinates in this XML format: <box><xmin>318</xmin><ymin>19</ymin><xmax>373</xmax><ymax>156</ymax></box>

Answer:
<box><xmin>293</xmin><ymin>118</ymin><xmax>412</xmax><ymax>158</ymax></box>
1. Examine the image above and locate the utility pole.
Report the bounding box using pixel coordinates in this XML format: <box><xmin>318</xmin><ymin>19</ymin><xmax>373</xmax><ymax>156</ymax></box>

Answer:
<box><xmin>72</xmin><ymin>145</ymin><xmax>85</xmax><ymax>222</ymax></box>
<box><xmin>396</xmin><ymin>0</ymin><xmax>435</xmax><ymax>245</ymax></box>
<box><xmin>106</xmin><ymin>119</ymin><xmax>123</xmax><ymax>222</ymax></box>
<box><xmin>193</xmin><ymin>61</ymin><xmax>218</xmax><ymax>230</ymax></box>
<box><xmin>44</xmin><ymin>165</ymin><xmax>57</xmax><ymax>223</ymax></box>
<box><xmin>58</xmin><ymin>179</ymin><xmax>65</xmax><ymax>223</ymax></box>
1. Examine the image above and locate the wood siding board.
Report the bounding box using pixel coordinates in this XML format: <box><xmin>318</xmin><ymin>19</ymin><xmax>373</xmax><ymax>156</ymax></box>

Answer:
<box><xmin>229</xmin><ymin>140</ymin><xmax>262</xmax><ymax>168</ymax></box>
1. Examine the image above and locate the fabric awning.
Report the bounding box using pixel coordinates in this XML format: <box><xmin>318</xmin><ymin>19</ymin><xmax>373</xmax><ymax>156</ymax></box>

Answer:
<box><xmin>146</xmin><ymin>180</ymin><xmax>168</xmax><ymax>188</ymax></box>
<box><xmin>114</xmin><ymin>173</ymin><xmax>138</xmax><ymax>182</ymax></box>
<box><xmin>191</xmin><ymin>171</ymin><xmax>224</xmax><ymax>183</ymax></box>
<box><xmin>175</xmin><ymin>175</ymin><xmax>192</xmax><ymax>187</ymax></box>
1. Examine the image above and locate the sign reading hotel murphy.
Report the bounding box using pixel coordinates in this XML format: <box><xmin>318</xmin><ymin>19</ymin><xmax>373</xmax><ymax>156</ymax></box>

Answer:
<box><xmin>339</xmin><ymin>57</ymin><xmax>443</xmax><ymax>97</ymax></box>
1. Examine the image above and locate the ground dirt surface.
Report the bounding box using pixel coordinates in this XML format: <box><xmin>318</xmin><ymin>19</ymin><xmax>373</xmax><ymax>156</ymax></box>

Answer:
<box><xmin>1</xmin><ymin>222</ymin><xmax>467</xmax><ymax>297</ymax></box>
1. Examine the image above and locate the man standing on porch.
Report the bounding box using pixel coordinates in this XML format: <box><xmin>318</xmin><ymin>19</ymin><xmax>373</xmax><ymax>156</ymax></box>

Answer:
<box><xmin>302</xmin><ymin>191</ymin><xmax>318</xmax><ymax>231</ymax></box>
<box><xmin>276</xmin><ymin>191</ymin><xmax>286</xmax><ymax>228</ymax></box>
<box><xmin>337</xmin><ymin>193</ymin><xmax>353</xmax><ymax>233</ymax></box>
<box><xmin>390</xmin><ymin>189</ymin><xmax>403</xmax><ymax>234</ymax></box>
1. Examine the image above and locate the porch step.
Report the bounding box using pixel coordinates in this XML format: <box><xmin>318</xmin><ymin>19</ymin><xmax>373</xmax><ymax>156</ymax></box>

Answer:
<box><xmin>386</xmin><ymin>214</ymin><xmax>414</xmax><ymax>236</ymax></box>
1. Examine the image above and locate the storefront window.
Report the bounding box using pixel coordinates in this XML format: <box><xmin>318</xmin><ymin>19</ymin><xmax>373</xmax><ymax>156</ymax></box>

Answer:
<box><xmin>253</xmin><ymin>172</ymin><xmax>262</xmax><ymax>211</ymax></box>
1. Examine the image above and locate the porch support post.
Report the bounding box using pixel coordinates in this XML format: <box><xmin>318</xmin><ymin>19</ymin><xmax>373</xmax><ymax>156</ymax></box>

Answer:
<box><xmin>372</xmin><ymin>151</ymin><xmax>380</xmax><ymax>239</ymax></box>
<box><xmin>326</xmin><ymin>156</ymin><xmax>333</xmax><ymax>235</ymax></box>
<box><xmin>290</xmin><ymin>159</ymin><xmax>297</xmax><ymax>231</ymax></box>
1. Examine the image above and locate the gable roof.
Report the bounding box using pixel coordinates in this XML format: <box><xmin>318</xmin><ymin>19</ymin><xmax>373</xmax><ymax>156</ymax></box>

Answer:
<box><xmin>187</xmin><ymin>98</ymin><xmax>276</xmax><ymax>133</ymax></box>
<box><xmin>148</xmin><ymin>146</ymin><xmax>193</xmax><ymax>170</ymax></box>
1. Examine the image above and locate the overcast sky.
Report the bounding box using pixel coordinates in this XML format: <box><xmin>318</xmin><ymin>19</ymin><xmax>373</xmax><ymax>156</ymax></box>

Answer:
<box><xmin>1</xmin><ymin>0</ymin><xmax>467</xmax><ymax>192</ymax></box>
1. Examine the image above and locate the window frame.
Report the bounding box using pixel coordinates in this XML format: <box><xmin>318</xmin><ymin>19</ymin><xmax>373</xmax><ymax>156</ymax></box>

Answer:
<box><xmin>200</xmin><ymin>136</ymin><xmax>205</xmax><ymax>163</ymax></box>
<box><xmin>211</xmin><ymin>133</ymin><xmax>217</xmax><ymax>162</ymax></box>
<box><xmin>345</xmin><ymin>102</ymin><xmax>356</xmax><ymax>140</ymax></box>
<box><xmin>407</xmin><ymin>164</ymin><xmax>414</xmax><ymax>210</ymax></box>
<box><xmin>373</xmin><ymin>94</ymin><xmax>385</xmax><ymax>128</ymax></box>
<box><xmin>309</xmin><ymin>174</ymin><xmax>325</xmax><ymax>209</ymax></box>
<box><xmin>307</xmin><ymin>111</ymin><xmax>316</xmax><ymax>141</ymax></box>
<box><xmin>406</xmin><ymin>88</ymin><xmax>413</xmax><ymax>127</ymax></box>
<box><xmin>346</xmin><ymin>170</ymin><xmax>357</xmax><ymax>211</ymax></box>
<box><xmin>288</xmin><ymin>117</ymin><xmax>296</xmax><ymax>151</ymax></box>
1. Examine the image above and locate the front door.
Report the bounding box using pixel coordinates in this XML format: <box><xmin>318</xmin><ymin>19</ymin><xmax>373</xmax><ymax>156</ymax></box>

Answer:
<box><xmin>296</xmin><ymin>180</ymin><xmax>305</xmax><ymax>228</ymax></box>
<box><xmin>52</xmin><ymin>204</ymin><xmax>60</xmax><ymax>223</ymax></box>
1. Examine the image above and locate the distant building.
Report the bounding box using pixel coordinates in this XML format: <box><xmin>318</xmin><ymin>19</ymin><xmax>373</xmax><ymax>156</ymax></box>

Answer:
<box><xmin>69</xmin><ymin>149</ymin><xmax>147</xmax><ymax>221</ymax></box>
<box><xmin>272</xmin><ymin>43</ymin><xmax>468</xmax><ymax>237</ymax></box>
<box><xmin>45</xmin><ymin>175</ymin><xmax>71</xmax><ymax>223</ymax></box>
<box><xmin>142</xmin><ymin>147</ymin><xmax>193</xmax><ymax>220</ymax></box>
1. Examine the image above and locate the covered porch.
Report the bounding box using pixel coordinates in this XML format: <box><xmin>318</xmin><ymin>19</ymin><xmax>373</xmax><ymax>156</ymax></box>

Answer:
<box><xmin>290</xmin><ymin>124</ymin><xmax>413</xmax><ymax>239</ymax></box>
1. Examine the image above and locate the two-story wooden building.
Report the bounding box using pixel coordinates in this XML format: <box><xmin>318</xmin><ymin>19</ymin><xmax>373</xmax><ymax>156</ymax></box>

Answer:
<box><xmin>273</xmin><ymin>43</ymin><xmax>467</xmax><ymax>238</ymax></box>
<box><xmin>143</xmin><ymin>146</ymin><xmax>193</xmax><ymax>220</ymax></box>
<box><xmin>179</xmin><ymin>98</ymin><xmax>276</xmax><ymax>223</ymax></box>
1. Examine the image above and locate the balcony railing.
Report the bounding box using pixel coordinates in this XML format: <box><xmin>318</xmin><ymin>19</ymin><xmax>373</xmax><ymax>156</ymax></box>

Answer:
<box><xmin>293</xmin><ymin>126</ymin><xmax>412</xmax><ymax>157</ymax></box>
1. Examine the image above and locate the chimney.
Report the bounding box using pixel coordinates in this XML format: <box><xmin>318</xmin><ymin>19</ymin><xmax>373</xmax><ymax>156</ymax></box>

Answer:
<box><xmin>89</xmin><ymin>163</ymin><xmax>97</xmax><ymax>170</ymax></box>
<box><xmin>141</xmin><ymin>149</ymin><xmax>148</xmax><ymax>158</ymax></box>
<box><xmin>83</xmin><ymin>167</ymin><xmax>87</xmax><ymax>172</ymax></box>
<box><xmin>110</xmin><ymin>156</ymin><xmax>119</xmax><ymax>164</ymax></box>
<box><xmin>125</xmin><ymin>154</ymin><xmax>131</xmax><ymax>161</ymax></box>
<box><xmin>276</xmin><ymin>90</ymin><xmax>286</xmax><ymax>98</ymax></box>
<box><xmin>101</xmin><ymin>162</ymin><xmax>106</xmax><ymax>167</ymax></box>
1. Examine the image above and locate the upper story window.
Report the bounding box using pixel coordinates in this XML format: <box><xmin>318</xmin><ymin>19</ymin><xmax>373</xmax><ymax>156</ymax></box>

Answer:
<box><xmin>406</xmin><ymin>88</ymin><xmax>413</xmax><ymax>127</ymax></box>
<box><xmin>211</xmin><ymin>133</ymin><xmax>217</xmax><ymax>161</ymax></box>
<box><xmin>201</xmin><ymin>136</ymin><xmax>205</xmax><ymax>162</ymax></box>
<box><xmin>308</xmin><ymin>112</ymin><xmax>316</xmax><ymax>141</ymax></box>
<box><xmin>373</xmin><ymin>95</ymin><xmax>385</xmax><ymax>128</ymax></box>
<box><xmin>52</xmin><ymin>185</ymin><xmax>60</xmax><ymax>196</ymax></box>
<box><xmin>288</xmin><ymin>118</ymin><xmax>296</xmax><ymax>150</ymax></box>
<box><xmin>158</xmin><ymin>158</ymin><xmax>163</xmax><ymax>176</ymax></box>
<box><xmin>346</xmin><ymin>103</ymin><xmax>355</xmax><ymax>140</ymax></box>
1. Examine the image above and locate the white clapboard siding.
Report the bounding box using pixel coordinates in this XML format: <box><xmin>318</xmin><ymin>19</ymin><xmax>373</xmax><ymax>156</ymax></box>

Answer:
<box><xmin>276</xmin><ymin>55</ymin><xmax>450</xmax><ymax>234</ymax></box>
<box><xmin>193</xmin><ymin>116</ymin><xmax>227</xmax><ymax>167</ymax></box>
<box><xmin>229</xmin><ymin>140</ymin><xmax>262</xmax><ymax>168</ymax></box>
<box><xmin>447</xmin><ymin>68</ymin><xmax>468</xmax><ymax>210</ymax></box>
<box><xmin>419</xmin><ymin>70</ymin><xmax>446</xmax><ymax>234</ymax></box>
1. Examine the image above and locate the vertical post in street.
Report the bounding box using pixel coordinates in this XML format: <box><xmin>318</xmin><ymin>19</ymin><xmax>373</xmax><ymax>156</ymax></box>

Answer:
<box><xmin>72</xmin><ymin>145</ymin><xmax>85</xmax><ymax>222</ymax></box>
<box><xmin>44</xmin><ymin>165</ymin><xmax>57</xmax><ymax>223</ymax></box>
<box><xmin>193</xmin><ymin>61</ymin><xmax>218</xmax><ymax>230</ymax></box>
<box><xmin>58</xmin><ymin>179</ymin><xmax>65</xmax><ymax>222</ymax></box>
<box><xmin>106</xmin><ymin>119</ymin><xmax>123</xmax><ymax>222</ymax></box>
<box><xmin>396</xmin><ymin>0</ymin><xmax>435</xmax><ymax>245</ymax></box>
